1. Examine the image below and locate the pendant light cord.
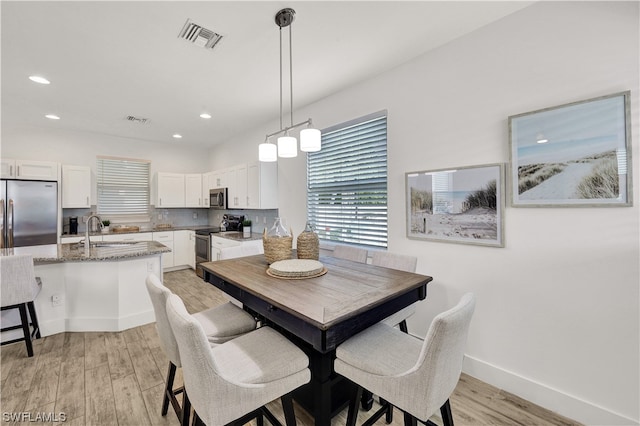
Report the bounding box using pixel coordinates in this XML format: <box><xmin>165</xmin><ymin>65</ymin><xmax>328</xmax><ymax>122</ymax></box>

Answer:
<box><xmin>289</xmin><ymin>23</ymin><xmax>294</xmax><ymax>127</ymax></box>
<box><xmin>279</xmin><ymin>26</ymin><xmax>283</xmax><ymax>131</ymax></box>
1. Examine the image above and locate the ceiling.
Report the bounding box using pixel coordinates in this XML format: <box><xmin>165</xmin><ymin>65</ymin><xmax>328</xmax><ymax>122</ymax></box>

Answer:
<box><xmin>1</xmin><ymin>1</ymin><xmax>533</xmax><ymax>149</ymax></box>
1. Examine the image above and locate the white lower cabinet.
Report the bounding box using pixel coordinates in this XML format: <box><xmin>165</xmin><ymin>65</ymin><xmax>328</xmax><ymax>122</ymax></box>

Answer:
<box><xmin>210</xmin><ymin>236</ymin><xmax>263</xmax><ymax>261</ymax></box>
<box><xmin>174</xmin><ymin>230</ymin><xmax>195</xmax><ymax>269</ymax></box>
<box><xmin>152</xmin><ymin>231</ymin><xmax>174</xmax><ymax>269</ymax></box>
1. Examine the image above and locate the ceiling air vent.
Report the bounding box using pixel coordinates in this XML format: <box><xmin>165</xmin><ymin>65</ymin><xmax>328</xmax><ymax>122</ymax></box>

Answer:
<box><xmin>125</xmin><ymin>115</ymin><xmax>150</xmax><ymax>124</ymax></box>
<box><xmin>178</xmin><ymin>19</ymin><xmax>223</xmax><ymax>50</ymax></box>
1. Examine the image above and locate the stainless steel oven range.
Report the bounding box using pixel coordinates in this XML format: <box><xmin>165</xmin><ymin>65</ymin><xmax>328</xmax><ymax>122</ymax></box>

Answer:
<box><xmin>195</xmin><ymin>227</ymin><xmax>219</xmax><ymax>278</ymax></box>
<box><xmin>194</xmin><ymin>216</ymin><xmax>245</xmax><ymax>278</ymax></box>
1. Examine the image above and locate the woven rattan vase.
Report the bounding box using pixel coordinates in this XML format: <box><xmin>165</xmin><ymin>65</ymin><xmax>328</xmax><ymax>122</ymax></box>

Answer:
<box><xmin>263</xmin><ymin>231</ymin><xmax>293</xmax><ymax>264</ymax></box>
<box><xmin>297</xmin><ymin>222</ymin><xmax>319</xmax><ymax>260</ymax></box>
<box><xmin>263</xmin><ymin>218</ymin><xmax>293</xmax><ymax>264</ymax></box>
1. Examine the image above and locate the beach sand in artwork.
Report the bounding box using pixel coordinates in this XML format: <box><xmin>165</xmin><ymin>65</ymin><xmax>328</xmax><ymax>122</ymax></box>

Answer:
<box><xmin>411</xmin><ymin>207</ymin><xmax>497</xmax><ymax>240</ymax></box>
<box><xmin>518</xmin><ymin>150</ymin><xmax>619</xmax><ymax>200</ymax></box>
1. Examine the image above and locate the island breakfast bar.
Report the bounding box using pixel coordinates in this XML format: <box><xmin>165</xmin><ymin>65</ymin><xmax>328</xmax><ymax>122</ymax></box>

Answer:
<box><xmin>0</xmin><ymin>241</ymin><xmax>170</xmax><ymax>338</ymax></box>
<box><xmin>202</xmin><ymin>254</ymin><xmax>433</xmax><ymax>426</ymax></box>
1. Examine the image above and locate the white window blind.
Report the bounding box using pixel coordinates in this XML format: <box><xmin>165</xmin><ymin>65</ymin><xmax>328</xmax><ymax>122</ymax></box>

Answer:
<box><xmin>307</xmin><ymin>112</ymin><xmax>388</xmax><ymax>248</ymax></box>
<box><xmin>97</xmin><ymin>156</ymin><xmax>150</xmax><ymax>218</ymax></box>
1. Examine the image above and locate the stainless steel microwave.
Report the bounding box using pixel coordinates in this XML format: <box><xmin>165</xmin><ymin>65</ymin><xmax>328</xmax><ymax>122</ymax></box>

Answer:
<box><xmin>209</xmin><ymin>188</ymin><xmax>228</xmax><ymax>210</ymax></box>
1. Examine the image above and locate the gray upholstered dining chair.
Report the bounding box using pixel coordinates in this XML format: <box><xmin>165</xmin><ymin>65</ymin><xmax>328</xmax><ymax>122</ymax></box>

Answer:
<box><xmin>333</xmin><ymin>245</ymin><xmax>368</xmax><ymax>263</ymax></box>
<box><xmin>372</xmin><ymin>251</ymin><xmax>418</xmax><ymax>333</ymax></box>
<box><xmin>145</xmin><ymin>273</ymin><xmax>257</xmax><ymax>425</ymax></box>
<box><xmin>335</xmin><ymin>293</ymin><xmax>476</xmax><ymax>426</ymax></box>
<box><xmin>165</xmin><ymin>293</ymin><xmax>311</xmax><ymax>426</ymax></box>
<box><xmin>1</xmin><ymin>254</ymin><xmax>42</xmax><ymax>357</ymax></box>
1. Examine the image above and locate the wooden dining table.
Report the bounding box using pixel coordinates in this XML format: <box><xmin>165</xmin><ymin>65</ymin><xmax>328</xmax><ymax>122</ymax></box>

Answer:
<box><xmin>201</xmin><ymin>254</ymin><xmax>433</xmax><ymax>426</ymax></box>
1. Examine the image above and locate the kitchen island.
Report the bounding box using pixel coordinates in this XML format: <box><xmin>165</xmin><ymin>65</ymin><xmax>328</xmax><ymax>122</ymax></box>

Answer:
<box><xmin>1</xmin><ymin>241</ymin><xmax>170</xmax><ymax>338</ymax></box>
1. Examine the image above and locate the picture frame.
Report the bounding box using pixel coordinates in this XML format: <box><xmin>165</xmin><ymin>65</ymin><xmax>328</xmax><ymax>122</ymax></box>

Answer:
<box><xmin>508</xmin><ymin>91</ymin><xmax>632</xmax><ymax>207</ymax></box>
<box><xmin>406</xmin><ymin>163</ymin><xmax>504</xmax><ymax>247</ymax></box>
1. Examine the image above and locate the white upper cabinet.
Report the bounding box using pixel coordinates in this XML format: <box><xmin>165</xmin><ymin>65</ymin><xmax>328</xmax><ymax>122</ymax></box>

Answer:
<box><xmin>201</xmin><ymin>172</ymin><xmax>214</xmax><ymax>208</ymax></box>
<box><xmin>227</xmin><ymin>164</ymin><xmax>248</xmax><ymax>208</ymax></box>
<box><xmin>1</xmin><ymin>158</ymin><xmax>16</xmax><ymax>178</ymax></box>
<box><xmin>185</xmin><ymin>174</ymin><xmax>203</xmax><ymax>207</ymax></box>
<box><xmin>247</xmin><ymin>161</ymin><xmax>278</xmax><ymax>209</ymax></box>
<box><xmin>211</xmin><ymin>169</ymin><xmax>227</xmax><ymax>189</ymax></box>
<box><xmin>62</xmin><ymin>165</ymin><xmax>91</xmax><ymax>208</ymax></box>
<box><xmin>155</xmin><ymin>172</ymin><xmax>185</xmax><ymax>208</ymax></box>
<box><xmin>2</xmin><ymin>159</ymin><xmax>59</xmax><ymax>181</ymax></box>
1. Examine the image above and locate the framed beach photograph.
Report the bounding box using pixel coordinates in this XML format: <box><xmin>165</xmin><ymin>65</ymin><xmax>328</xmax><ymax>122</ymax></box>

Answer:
<box><xmin>509</xmin><ymin>91</ymin><xmax>632</xmax><ymax>207</ymax></box>
<box><xmin>406</xmin><ymin>163</ymin><xmax>504</xmax><ymax>247</ymax></box>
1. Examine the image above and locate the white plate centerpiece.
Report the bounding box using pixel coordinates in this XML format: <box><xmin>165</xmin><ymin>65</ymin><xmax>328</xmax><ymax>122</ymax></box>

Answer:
<box><xmin>267</xmin><ymin>259</ymin><xmax>327</xmax><ymax>279</ymax></box>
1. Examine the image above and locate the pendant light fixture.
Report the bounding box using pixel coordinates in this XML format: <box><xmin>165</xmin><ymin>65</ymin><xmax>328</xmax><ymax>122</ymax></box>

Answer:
<box><xmin>259</xmin><ymin>8</ymin><xmax>321</xmax><ymax>162</ymax></box>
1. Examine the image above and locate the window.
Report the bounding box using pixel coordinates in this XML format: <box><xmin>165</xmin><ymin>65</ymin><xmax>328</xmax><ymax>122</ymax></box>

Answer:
<box><xmin>97</xmin><ymin>156</ymin><xmax>150</xmax><ymax>220</ymax></box>
<box><xmin>307</xmin><ymin>111</ymin><xmax>387</xmax><ymax>248</ymax></box>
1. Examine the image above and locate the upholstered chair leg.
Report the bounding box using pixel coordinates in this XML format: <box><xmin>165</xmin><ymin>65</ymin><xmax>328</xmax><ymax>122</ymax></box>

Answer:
<box><xmin>256</xmin><ymin>412</ymin><xmax>264</xmax><ymax>426</ymax></box>
<box><xmin>280</xmin><ymin>393</ymin><xmax>297</xmax><ymax>426</ymax></box>
<box><xmin>162</xmin><ymin>362</ymin><xmax>177</xmax><ymax>416</ymax></box>
<box><xmin>27</xmin><ymin>301</ymin><xmax>40</xmax><ymax>339</ymax></box>
<box><xmin>381</xmin><ymin>398</ymin><xmax>393</xmax><ymax>424</ymax></box>
<box><xmin>182</xmin><ymin>390</ymin><xmax>191</xmax><ymax>426</ymax></box>
<box><xmin>361</xmin><ymin>389</ymin><xmax>374</xmax><ymax>410</ymax></box>
<box><xmin>440</xmin><ymin>399</ymin><xmax>454</xmax><ymax>426</ymax></box>
<box><xmin>403</xmin><ymin>411</ymin><xmax>418</xmax><ymax>426</ymax></box>
<box><xmin>399</xmin><ymin>320</ymin><xmax>408</xmax><ymax>333</ymax></box>
<box><xmin>347</xmin><ymin>385</ymin><xmax>363</xmax><ymax>426</ymax></box>
<box><xmin>18</xmin><ymin>304</ymin><xmax>33</xmax><ymax>357</ymax></box>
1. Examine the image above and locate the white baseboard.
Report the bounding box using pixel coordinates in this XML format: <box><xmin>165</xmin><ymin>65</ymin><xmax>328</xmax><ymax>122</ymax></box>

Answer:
<box><xmin>463</xmin><ymin>355</ymin><xmax>638</xmax><ymax>426</ymax></box>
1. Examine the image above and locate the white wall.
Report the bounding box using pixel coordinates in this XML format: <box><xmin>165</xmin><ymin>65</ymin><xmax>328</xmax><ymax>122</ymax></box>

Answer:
<box><xmin>208</xmin><ymin>2</ymin><xmax>639</xmax><ymax>424</ymax></box>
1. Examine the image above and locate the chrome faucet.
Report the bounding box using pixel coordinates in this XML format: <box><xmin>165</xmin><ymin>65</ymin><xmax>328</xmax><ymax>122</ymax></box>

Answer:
<box><xmin>84</xmin><ymin>214</ymin><xmax>103</xmax><ymax>247</ymax></box>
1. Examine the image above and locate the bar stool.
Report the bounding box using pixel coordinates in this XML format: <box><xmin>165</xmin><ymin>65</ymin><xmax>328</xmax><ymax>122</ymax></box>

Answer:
<box><xmin>333</xmin><ymin>245</ymin><xmax>368</xmax><ymax>263</ymax></box>
<box><xmin>335</xmin><ymin>293</ymin><xmax>476</xmax><ymax>426</ymax></box>
<box><xmin>166</xmin><ymin>293</ymin><xmax>311</xmax><ymax>426</ymax></box>
<box><xmin>145</xmin><ymin>273</ymin><xmax>257</xmax><ymax>425</ymax></box>
<box><xmin>1</xmin><ymin>254</ymin><xmax>42</xmax><ymax>357</ymax></box>
<box><xmin>372</xmin><ymin>251</ymin><xmax>418</xmax><ymax>333</ymax></box>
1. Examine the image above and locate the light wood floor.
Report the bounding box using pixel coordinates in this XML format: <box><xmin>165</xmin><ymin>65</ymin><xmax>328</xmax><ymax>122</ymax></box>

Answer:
<box><xmin>0</xmin><ymin>269</ymin><xmax>580</xmax><ymax>426</ymax></box>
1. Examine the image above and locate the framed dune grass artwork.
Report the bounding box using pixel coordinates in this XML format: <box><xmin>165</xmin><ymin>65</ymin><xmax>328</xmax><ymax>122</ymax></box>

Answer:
<box><xmin>509</xmin><ymin>91</ymin><xmax>632</xmax><ymax>207</ymax></box>
<box><xmin>406</xmin><ymin>163</ymin><xmax>504</xmax><ymax>247</ymax></box>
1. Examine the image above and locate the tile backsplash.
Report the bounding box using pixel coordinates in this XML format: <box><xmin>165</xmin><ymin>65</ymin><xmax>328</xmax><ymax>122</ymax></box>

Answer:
<box><xmin>61</xmin><ymin>207</ymin><xmax>282</xmax><ymax>235</ymax></box>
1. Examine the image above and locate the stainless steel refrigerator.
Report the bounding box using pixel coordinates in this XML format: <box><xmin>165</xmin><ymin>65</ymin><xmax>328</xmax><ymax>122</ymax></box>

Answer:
<box><xmin>1</xmin><ymin>180</ymin><xmax>58</xmax><ymax>247</ymax></box>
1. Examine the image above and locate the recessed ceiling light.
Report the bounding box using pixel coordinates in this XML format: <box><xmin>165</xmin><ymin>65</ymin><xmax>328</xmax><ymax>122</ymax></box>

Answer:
<box><xmin>200</xmin><ymin>113</ymin><xmax>212</xmax><ymax>119</ymax></box>
<box><xmin>173</xmin><ymin>134</ymin><xmax>183</xmax><ymax>139</ymax></box>
<box><xmin>29</xmin><ymin>76</ymin><xmax>50</xmax><ymax>84</ymax></box>
<box><xmin>45</xmin><ymin>114</ymin><xmax>60</xmax><ymax>120</ymax></box>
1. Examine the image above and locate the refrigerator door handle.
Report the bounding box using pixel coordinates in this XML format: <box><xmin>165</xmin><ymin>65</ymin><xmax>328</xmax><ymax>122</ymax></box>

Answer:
<box><xmin>0</xmin><ymin>198</ymin><xmax>4</xmax><ymax>248</ymax></box>
<box><xmin>8</xmin><ymin>199</ymin><xmax>14</xmax><ymax>248</ymax></box>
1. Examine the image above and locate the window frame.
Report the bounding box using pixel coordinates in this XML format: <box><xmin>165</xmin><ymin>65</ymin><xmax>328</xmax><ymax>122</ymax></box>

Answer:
<box><xmin>306</xmin><ymin>110</ymin><xmax>388</xmax><ymax>249</ymax></box>
<box><xmin>96</xmin><ymin>155</ymin><xmax>151</xmax><ymax>223</ymax></box>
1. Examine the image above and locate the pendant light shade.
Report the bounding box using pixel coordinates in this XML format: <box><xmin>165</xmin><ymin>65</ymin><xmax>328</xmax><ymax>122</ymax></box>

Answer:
<box><xmin>300</xmin><ymin>128</ymin><xmax>321</xmax><ymax>152</ymax></box>
<box><xmin>259</xmin><ymin>142</ymin><xmax>278</xmax><ymax>162</ymax></box>
<box><xmin>277</xmin><ymin>135</ymin><xmax>298</xmax><ymax>158</ymax></box>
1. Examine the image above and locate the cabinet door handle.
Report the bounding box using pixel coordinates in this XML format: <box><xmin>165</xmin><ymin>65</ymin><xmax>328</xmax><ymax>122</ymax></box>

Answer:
<box><xmin>9</xmin><ymin>165</ymin><xmax>13</xmax><ymax>176</ymax></box>
<box><xmin>159</xmin><ymin>198</ymin><xmax>162</xmax><ymax>206</ymax></box>
<box><xmin>86</xmin><ymin>196</ymin><xmax>89</xmax><ymax>205</ymax></box>
<box><xmin>16</xmin><ymin>166</ymin><xmax>19</xmax><ymax>176</ymax></box>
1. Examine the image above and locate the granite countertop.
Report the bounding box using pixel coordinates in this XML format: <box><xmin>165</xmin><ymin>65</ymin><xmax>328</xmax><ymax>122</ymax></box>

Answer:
<box><xmin>61</xmin><ymin>225</ymin><xmax>213</xmax><ymax>238</ymax></box>
<box><xmin>215</xmin><ymin>232</ymin><xmax>263</xmax><ymax>242</ymax></box>
<box><xmin>1</xmin><ymin>241</ymin><xmax>171</xmax><ymax>263</ymax></box>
